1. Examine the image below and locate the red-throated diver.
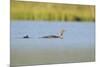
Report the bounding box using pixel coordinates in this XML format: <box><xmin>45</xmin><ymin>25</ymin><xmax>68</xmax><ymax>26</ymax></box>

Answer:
<box><xmin>40</xmin><ymin>29</ymin><xmax>65</xmax><ymax>39</ymax></box>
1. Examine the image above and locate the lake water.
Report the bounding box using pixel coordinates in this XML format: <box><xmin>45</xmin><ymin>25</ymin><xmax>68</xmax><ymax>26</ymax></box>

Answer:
<box><xmin>10</xmin><ymin>21</ymin><xmax>95</xmax><ymax>66</ymax></box>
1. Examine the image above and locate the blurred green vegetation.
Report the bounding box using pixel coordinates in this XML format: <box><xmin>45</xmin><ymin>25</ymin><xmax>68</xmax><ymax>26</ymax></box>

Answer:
<box><xmin>11</xmin><ymin>0</ymin><xmax>95</xmax><ymax>21</ymax></box>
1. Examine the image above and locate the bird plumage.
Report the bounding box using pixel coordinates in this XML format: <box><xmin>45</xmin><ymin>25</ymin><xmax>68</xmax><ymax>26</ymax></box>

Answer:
<box><xmin>40</xmin><ymin>29</ymin><xmax>65</xmax><ymax>39</ymax></box>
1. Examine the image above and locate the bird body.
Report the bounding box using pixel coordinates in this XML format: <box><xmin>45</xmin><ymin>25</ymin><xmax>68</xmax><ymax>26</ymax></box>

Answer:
<box><xmin>41</xmin><ymin>35</ymin><xmax>60</xmax><ymax>38</ymax></box>
<box><xmin>40</xmin><ymin>29</ymin><xmax>65</xmax><ymax>39</ymax></box>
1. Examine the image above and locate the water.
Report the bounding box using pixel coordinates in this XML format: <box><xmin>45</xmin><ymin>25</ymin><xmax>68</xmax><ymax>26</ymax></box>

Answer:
<box><xmin>10</xmin><ymin>21</ymin><xmax>95</xmax><ymax>66</ymax></box>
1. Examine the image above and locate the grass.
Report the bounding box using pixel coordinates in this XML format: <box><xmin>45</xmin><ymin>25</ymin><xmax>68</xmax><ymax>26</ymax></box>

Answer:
<box><xmin>11</xmin><ymin>0</ymin><xmax>95</xmax><ymax>21</ymax></box>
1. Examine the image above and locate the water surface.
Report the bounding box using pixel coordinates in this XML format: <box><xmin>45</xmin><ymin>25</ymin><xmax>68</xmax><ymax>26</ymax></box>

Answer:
<box><xmin>11</xmin><ymin>21</ymin><xmax>95</xmax><ymax>66</ymax></box>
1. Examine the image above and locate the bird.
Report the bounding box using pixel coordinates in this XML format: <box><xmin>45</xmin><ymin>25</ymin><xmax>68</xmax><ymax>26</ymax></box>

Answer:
<box><xmin>40</xmin><ymin>29</ymin><xmax>65</xmax><ymax>39</ymax></box>
<box><xmin>23</xmin><ymin>35</ymin><xmax>30</xmax><ymax>38</ymax></box>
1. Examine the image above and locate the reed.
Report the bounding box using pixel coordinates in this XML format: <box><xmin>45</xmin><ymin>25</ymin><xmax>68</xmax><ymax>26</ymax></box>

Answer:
<box><xmin>11</xmin><ymin>0</ymin><xmax>95</xmax><ymax>21</ymax></box>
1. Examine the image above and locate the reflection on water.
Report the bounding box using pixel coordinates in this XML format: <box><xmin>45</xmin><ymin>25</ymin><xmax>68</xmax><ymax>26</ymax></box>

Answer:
<box><xmin>10</xmin><ymin>21</ymin><xmax>95</xmax><ymax>66</ymax></box>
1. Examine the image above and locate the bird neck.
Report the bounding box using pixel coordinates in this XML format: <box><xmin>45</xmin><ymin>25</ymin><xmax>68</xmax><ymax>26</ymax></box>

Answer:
<box><xmin>59</xmin><ymin>32</ymin><xmax>64</xmax><ymax>39</ymax></box>
<box><xmin>59</xmin><ymin>35</ymin><xmax>63</xmax><ymax>39</ymax></box>
<box><xmin>60</xmin><ymin>31</ymin><xmax>64</xmax><ymax>36</ymax></box>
